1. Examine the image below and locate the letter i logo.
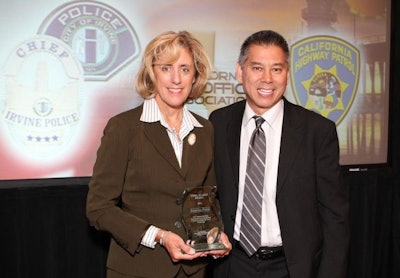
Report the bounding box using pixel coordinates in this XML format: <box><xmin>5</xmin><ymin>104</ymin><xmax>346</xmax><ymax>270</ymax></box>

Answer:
<box><xmin>85</xmin><ymin>29</ymin><xmax>97</xmax><ymax>63</ymax></box>
<box><xmin>38</xmin><ymin>1</ymin><xmax>140</xmax><ymax>81</ymax></box>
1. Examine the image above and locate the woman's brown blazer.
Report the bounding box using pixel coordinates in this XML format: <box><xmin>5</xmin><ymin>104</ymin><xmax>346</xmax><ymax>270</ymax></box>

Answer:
<box><xmin>86</xmin><ymin>104</ymin><xmax>216</xmax><ymax>277</ymax></box>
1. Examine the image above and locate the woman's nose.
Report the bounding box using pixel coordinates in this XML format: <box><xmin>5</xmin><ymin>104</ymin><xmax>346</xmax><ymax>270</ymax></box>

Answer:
<box><xmin>171</xmin><ymin>68</ymin><xmax>182</xmax><ymax>84</ymax></box>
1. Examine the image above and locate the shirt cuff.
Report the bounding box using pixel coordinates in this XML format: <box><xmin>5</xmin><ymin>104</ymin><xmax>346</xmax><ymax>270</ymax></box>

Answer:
<box><xmin>141</xmin><ymin>225</ymin><xmax>159</xmax><ymax>248</ymax></box>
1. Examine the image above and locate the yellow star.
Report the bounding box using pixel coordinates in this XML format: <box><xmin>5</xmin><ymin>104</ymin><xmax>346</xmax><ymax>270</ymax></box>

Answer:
<box><xmin>302</xmin><ymin>65</ymin><xmax>348</xmax><ymax>118</ymax></box>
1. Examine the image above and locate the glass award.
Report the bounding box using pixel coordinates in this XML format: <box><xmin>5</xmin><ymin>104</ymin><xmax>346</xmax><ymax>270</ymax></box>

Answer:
<box><xmin>180</xmin><ymin>185</ymin><xmax>227</xmax><ymax>252</ymax></box>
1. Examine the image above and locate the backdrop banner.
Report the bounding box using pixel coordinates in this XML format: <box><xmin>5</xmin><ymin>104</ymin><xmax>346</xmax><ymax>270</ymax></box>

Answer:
<box><xmin>0</xmin><ymin>0</ymin><xmax>391</xmax><ymax>180</ymax></box>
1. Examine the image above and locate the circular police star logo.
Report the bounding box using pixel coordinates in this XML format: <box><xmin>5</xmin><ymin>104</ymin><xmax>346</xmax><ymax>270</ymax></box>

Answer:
<box><xmin>1</xmin><ymin>35</ymin><xmax>83</xmax><ymax>159</ymax></box>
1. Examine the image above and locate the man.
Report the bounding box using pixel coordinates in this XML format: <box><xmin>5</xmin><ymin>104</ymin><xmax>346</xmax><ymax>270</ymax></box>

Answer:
<box><xmin>208</xmin><ymin>30</ymin><xmax>349</xmax><ymax>277</ymax></box>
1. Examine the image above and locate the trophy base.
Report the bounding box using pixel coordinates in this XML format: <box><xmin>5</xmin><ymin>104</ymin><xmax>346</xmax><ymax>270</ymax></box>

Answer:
<box><xmin>193</xmin><ymin>242</ymin><xmax>227</xmax><ymax>252</ymax></box>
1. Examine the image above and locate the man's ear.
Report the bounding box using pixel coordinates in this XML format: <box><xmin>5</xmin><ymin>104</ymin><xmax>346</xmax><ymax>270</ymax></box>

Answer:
<box><xmin>236</xmin><ymin>63</ymin><xmax>243</xmax><ymax>83</ymax></box>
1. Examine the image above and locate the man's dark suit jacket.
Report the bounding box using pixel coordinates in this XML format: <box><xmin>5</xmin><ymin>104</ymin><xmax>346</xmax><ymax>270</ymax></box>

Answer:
<box><xmin>86</xmin><ymin>104</ymin><xmax>215</xmax><ymax>277</ymax></box>
<box><xmin>209</xmin><ymin>99</ymin><xmax>349</xmax><ymax>278</ymax></box>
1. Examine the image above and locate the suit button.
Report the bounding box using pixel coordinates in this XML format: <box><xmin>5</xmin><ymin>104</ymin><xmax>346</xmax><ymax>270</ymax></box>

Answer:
<box><xmin>174</xmin><ymin>221</ymin><xmax>182</xmax><ymax>228</ymax></box>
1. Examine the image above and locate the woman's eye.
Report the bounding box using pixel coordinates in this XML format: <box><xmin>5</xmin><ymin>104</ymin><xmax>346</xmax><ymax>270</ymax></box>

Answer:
<box><xmin>181</xmin><ymin>67</ymin><xmax>191</xmax><ymax>73</ymax></box>
<box><xmin>161</xmin><ymin>66</ymin><xmax>171</xmax><ymax>72</ymax></box>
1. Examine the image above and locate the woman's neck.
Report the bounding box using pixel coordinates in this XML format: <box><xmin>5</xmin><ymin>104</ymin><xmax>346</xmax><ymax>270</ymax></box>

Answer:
<box><xmin>155</xmin><ymin>98</ymin><xmax>183</xmax><ymax>133</ymax></box>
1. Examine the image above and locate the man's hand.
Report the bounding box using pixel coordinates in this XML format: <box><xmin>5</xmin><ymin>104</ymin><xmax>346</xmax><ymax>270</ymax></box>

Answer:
<box><xmin>205</xmin><ymin>232</ymin><xmax>232</xmax><ymax>259</ymax></box>
<box><xmin>161</xmin><ymin>231</ymin><xmax>207</xmax><ymax>262</ymax></box>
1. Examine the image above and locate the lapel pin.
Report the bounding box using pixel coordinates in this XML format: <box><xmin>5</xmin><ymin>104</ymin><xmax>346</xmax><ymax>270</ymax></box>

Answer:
<box><xmin>188</xmin><ymin>133</ymin><xmax>196</xmax><ymax>146</ymax></box>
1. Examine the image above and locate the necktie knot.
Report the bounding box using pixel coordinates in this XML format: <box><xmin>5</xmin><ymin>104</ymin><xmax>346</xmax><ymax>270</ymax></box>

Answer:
<box><xmin>253</xmin><ymin>116</ymin><xmax>265</xmax><ymax>133</ymax></box>
<box><xmin>251</xmin><ymin>116</ymin><xmax>265</xmax><ymax>140</ymax></box>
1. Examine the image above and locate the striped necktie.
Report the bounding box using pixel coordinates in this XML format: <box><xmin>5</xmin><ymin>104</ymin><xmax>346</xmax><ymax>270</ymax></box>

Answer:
<box><xmin>240</xmin><ymin>116</ymin><xmax>266</xmax><ymax>256</ymax></box>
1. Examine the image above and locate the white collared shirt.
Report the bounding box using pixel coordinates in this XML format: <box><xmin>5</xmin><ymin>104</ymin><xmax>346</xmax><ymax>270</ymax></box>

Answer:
<box><xmin>234</xmin><ymin>99</ymin><xmax>284</xmax><ymax>247</ymax></box>
<box><xmin>140</xmin><ymin>97</ymin><xmax>203</xmax><ymax>248</ymax></box>
<box><xmin>140</xmin><ymin>98</ymin><xmax>203</xmax><ymax>167</ymax></box>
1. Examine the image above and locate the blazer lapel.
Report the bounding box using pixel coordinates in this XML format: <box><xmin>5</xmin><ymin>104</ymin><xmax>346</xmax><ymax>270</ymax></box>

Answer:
<box><xmin>180</xmin><ymin>129</ymin><xmax>199</xmax><ymax>177</ymax></box>
<box><xmin>277</xmin><ymin>100</ymin><xmax>304</xmax><ymax>195</ymax></box>
<box><xmin>227</xmin><ymin>102</ymin><xmax>246</xmax><ymax>187</ymax></box>
<box><xmin>143</xmin><ymin>122</ymin><xmax>183</xmax><ymax>176</ymax></box>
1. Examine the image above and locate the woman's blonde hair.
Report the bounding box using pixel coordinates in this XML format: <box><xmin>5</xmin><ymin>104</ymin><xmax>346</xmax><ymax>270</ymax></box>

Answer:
<box><xmin>135</xmin><ymin>31</ymin><xmax>212</xmax><ymax>100</ymax></box>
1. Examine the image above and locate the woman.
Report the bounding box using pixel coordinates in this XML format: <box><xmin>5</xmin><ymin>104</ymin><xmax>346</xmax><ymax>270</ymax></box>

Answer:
<box><xmin>86</xmin><ymin>31</ymin><xmax>231</xmax><ymax>278</ymax></box>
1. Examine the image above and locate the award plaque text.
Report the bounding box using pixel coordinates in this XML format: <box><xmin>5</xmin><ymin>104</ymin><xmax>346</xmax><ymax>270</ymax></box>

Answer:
<box><xmin>180</xmin><ymin>186</ymin><xmax>226</xmax><ymax>252</ymax></box>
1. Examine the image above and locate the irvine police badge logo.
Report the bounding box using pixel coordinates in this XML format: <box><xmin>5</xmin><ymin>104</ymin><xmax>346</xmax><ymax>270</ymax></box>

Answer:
<box><xmin>1</xmin><ymin>35</ymin><xmax>83</xmax><ymax>159</ymax></box>
<box><xmin>290</xmin><ymin>36</ymin><xmax>360</xmax><ymax>124</ymax></box>
<box><xmin>37</xmin><ymin>1</ymin><xmax>140</xmax><ymax>81</ymax></box>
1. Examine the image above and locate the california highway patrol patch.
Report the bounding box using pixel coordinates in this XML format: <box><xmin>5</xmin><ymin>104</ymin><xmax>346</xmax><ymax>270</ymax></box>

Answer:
<box><xmin>290</xmin><ymin>36</ymin><xmax>360</xmax><ymax>124</ymax></box>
